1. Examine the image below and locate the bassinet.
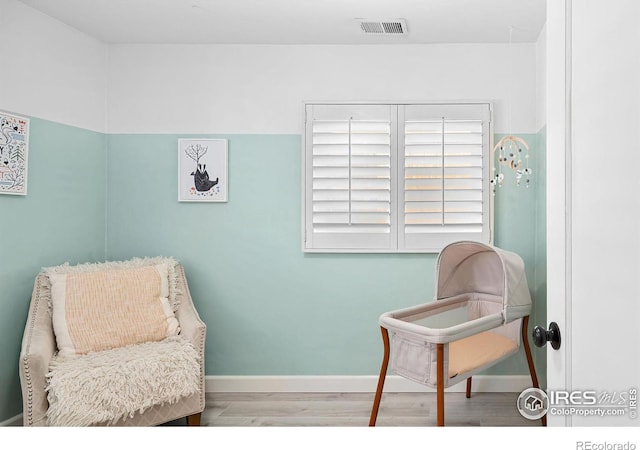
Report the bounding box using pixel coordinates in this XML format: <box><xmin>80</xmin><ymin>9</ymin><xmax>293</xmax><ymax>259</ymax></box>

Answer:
<box><xmin>369</xmin><ymin>241</ymin><xmax>543</xmax><ymax>426</ymax></box>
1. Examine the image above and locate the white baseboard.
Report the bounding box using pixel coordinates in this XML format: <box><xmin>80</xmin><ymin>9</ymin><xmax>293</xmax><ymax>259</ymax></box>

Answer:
<box><xmin>206</xmin><ymin>375</ymin><xmax>531</xmax><ymax>394</ymax></box>
<box><xmin>0</xmin><ymin>413</ymin><xmax>22</xmax><ymax>427</ymax></box>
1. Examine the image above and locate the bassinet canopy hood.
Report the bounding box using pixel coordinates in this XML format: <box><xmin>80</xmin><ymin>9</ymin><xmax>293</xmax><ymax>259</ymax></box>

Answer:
<box><xmin>435</xmin><ymin>241</ymin><xmax>531</xmax><ymax>323</ymax></box>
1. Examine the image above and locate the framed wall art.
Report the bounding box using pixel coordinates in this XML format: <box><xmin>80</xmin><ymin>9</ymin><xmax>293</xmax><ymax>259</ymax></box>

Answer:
<box><xmin>0</xmin><ymin>111</ymin><xmax>29</xmax><ymax>195</ymax></box>
<box><xmin>178</xmin><ymin>138</ymin><xmax>228</xmax><ymax>202</ymax></box>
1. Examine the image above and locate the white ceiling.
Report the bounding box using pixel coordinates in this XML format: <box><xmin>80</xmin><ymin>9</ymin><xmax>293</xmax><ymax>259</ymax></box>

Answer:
<box><xmin>18</xmin><ymin>0</ymin><xmax>546</xmax><ymax>45</ymax></box>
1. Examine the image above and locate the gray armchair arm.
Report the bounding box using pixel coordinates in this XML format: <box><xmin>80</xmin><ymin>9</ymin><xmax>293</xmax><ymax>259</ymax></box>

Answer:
<box><xmin>19</xmin><ymin>274</ymin><xmax>56</xmax><ymax>426</ymax></box>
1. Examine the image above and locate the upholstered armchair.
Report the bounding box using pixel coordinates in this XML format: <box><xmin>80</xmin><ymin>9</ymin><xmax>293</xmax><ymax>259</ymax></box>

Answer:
<box><xmin>19</xmin><ymin>258</ymin><xmax>206</xmax><ymax>426</ymax></box>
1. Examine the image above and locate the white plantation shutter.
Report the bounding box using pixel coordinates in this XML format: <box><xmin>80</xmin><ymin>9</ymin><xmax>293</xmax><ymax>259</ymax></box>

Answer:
<box><xmin>305</xmin><ymin>104</ymin><xmax>397</xmax><ymax>250</ymax></box>
<box><xmin>399</xmin><ymin>104</ymin><xmax>491</xmax><ymax>251</ymax></box>
<box><xmin>303</xmin><ymin>103</ymin><xmax>491</xmax><ymax>252</ymax></box>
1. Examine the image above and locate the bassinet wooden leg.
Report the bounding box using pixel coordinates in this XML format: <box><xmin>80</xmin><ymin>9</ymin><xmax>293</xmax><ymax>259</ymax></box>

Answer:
<box><xmin>522</xmin><ymin>315</ymin><xmax>546</xmax><ymax>426</ymax></box>
<box><xmin>369</xmin><ymin>326</ymin><xmax>390</xmax><ymax>426</ymax></box>
<box><xmin>186</xmin><ymin>412</ymin><xmax>201</xmax><ymax>426</ymax></box>
<box><xmin>466</xmin><ymin>377</ymin><xmax>472</xmax><ymax>399</ymax></box>
<box><xmin>437</xmin><ymin>343</ymin><xmax>445</xmax><ymax>426</ymax></box>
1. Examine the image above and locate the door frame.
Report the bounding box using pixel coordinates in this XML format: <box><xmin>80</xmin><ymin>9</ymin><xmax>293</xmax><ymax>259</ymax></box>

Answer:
<box><xmin>546</xmin><ymin>0</ymin><xmax>572</xmax><ymax>427</ymax></box>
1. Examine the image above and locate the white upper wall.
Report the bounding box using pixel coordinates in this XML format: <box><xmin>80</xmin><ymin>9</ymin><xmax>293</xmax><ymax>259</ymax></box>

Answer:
<box><xmin>536</xmin><ymin>23</ymin><xmax>547</xmax><ymax>131</ymax></box>
<box><xmin>107</xmin><ymin>43</ymin><xmax>537</xmax><ymax>135</ymax></box>
<box><xmin>0</xmin><ymin>0</ymin><xmax>538</xmax><ymax>136</ymax></box>
<box><xmin>0</xmin><ymin>0</ymin><xmax>107</xmax><ymax>133</ymax></box>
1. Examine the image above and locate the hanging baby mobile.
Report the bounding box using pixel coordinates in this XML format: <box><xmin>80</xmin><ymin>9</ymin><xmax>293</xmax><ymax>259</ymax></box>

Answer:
<box><xmin>490</xmin><ymin>25</ymin><xmax>533</xmax><ymax>195</ymax></box>
<box><xmin>491</xmin><ymin>134</ymin><xmax>532</xmax><ymax>193</ymax></box>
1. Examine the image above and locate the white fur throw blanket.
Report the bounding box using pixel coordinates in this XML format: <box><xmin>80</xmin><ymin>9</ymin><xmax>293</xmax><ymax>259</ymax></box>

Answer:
<box><xmin>45</xmin><ymin>336</ymin><xmax>200</xmax><ymax>426</ymax></box>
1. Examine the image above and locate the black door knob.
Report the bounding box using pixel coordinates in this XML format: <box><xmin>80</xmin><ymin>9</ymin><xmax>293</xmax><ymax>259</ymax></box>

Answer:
<box><xmin>532</xmin><ymin>322</ymin><xmax>561</xmax><ymax>350</ymax></box>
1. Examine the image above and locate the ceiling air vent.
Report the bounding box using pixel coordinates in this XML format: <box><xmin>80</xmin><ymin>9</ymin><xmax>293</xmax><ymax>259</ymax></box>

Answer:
<box><xmin>357</xmin><ymin>19</ymin><xmax>408</xmax><ymax>35</ymax></box>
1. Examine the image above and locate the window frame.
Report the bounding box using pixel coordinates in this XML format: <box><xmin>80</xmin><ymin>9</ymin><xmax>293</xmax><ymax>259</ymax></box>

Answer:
<box><xmin>302</xmin><ymin>101</ymin><xmax>494</xmax><ymax>253</ymax></box>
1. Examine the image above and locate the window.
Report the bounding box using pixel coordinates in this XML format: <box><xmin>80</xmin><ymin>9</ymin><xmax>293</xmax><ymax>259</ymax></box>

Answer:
<box><xmin>303</xmin><ymin>102</ymin><xmax>492</xmax><ymax>253</ymax></box>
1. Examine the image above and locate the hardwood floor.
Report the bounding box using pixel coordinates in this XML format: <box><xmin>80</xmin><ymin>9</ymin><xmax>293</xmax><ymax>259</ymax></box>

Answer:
<box><xmin>6</xmin><ymin>391</ymin><xmax>540</xmax><ymax>427</ymax></box>
<box><xmin>193</xmin><ymin>392</ymin><xmax>541</xmax><ymax>427</ymax></box>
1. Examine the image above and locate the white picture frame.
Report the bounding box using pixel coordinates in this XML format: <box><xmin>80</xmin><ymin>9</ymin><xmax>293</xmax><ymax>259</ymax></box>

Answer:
<box><xmin>0</xmin><ymin>111</ymin><xmax>29</xmax><ymax>196</ymax></box>
<box><xmin>178</xmin><ymin>138</ymin><xmax>228</xmax><ymax>202</ymax></box>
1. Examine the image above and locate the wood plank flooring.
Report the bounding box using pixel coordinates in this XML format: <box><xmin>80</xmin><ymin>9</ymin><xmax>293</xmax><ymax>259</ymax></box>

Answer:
<box><xmin>186</xmin><ymin>392</ymin><xmax>541</xmax><ymax>427</ymax></box>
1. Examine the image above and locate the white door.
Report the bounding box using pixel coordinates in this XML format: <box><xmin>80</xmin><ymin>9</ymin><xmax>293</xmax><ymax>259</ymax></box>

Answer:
<box><xmin>546</xmin><ymin>0</ymin><xmax>640</xmax><ymax>426</ymax></box>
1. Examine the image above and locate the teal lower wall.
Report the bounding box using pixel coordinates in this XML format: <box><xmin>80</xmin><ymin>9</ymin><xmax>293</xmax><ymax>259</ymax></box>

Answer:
<box><xmin>107</xmin><ymin>132</ymin><xmax>546</xmax><ymax>378</ymax></box>
<box><xmin>469</xmin><ymin>131</ymin><xmax>547</xmax><ymax>377</ymax></box>
<box><xmin>0</xmin><ymin>118</ymin><xmax>106</xmax><ymax>421</ymax></box>
<box><xmin>0</xmin><ymin>125</ymin><xmax>546</xmax><ymax>422</ymax></box>
<box><xmin>490</xmin><ymin>131</ymin><xmax>547</xmax><ymax>380</ymax></box>
<box><xmin>533</xmin><ymin>127</ymin><xmax>547</xmax><ymax>388</ymax></box>
<box><xmin>107</xmin><ymin>134</ymin><xmax>435</xmax><ymax>375</ymax></box>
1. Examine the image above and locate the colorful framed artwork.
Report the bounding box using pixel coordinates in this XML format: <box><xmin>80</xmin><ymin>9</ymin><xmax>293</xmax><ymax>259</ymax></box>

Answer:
<box><xmin>178</xmin><ymin>138</ymin><xmax>228</xmax><ymax>202</ymax></box>
<box><xmin>0</xmin><ymin>111</ymin><xmax>29</xmax><ymax>195</ymax></box>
